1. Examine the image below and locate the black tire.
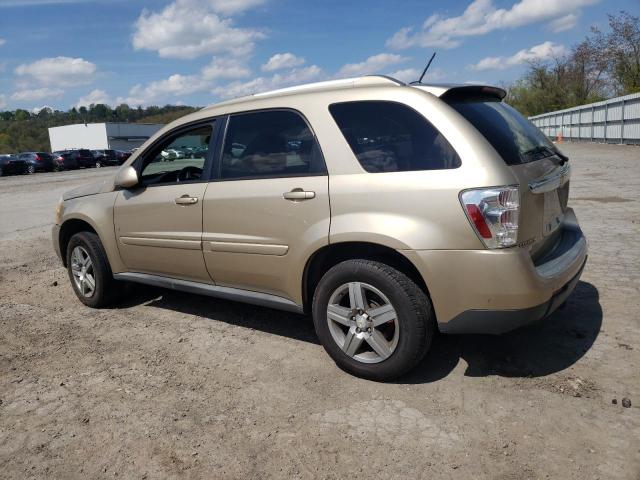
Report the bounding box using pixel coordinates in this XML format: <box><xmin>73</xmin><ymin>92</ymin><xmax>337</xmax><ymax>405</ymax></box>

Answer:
<box><xmin>312</xmin><ymin>259</ymin><xmax>434</xmax><ymax>381</ymax></box>
<box><xmin>66</xmin><ymin>231</ymin><xmax>122</xmax><ymax>308</ymax></box>
<box><xmin>0</xmin><ymin>166</ymin><xmax>3</xmax><ymax>176</ymax></box>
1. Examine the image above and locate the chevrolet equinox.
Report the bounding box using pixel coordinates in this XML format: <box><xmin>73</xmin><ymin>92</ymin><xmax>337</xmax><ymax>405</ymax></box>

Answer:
<box><xmin>52</xmin><ymin>76</ymin><xmax>587</xmax><ymax>380</ymax></box>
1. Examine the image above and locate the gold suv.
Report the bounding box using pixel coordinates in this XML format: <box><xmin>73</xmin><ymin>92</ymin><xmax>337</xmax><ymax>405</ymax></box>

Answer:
<box><xmin>52</xmin><ymin>76</ymin><xmax>587</xmax><ymax>380</ymax></box>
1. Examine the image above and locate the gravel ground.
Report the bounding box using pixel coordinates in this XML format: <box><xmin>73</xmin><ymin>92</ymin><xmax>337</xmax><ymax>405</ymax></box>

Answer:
<box><xmin>0</xmin><ymin>143</ymin><xmax>639</xmax><ymax>479</ymax></box>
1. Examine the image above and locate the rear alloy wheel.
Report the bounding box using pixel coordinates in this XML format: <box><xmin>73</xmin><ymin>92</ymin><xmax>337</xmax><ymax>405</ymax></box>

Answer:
<box><xmin>313</xmin><ymin>259</ymin><xmax>434</xmax><ymax>381</ymax></box>
<box><xmin>95</xmin><ymin>161</ymin><xmax>102</xmax><ymax>168</ymax></box>
<box><xmin>66</xmin><ymin>231</ymin><xmax>122</xmax><ymax>308</ymax></box>
<box><xmin>27</xmin><ymin>165</ymin><xmax>35</xmax><ymax>174</ymax></box>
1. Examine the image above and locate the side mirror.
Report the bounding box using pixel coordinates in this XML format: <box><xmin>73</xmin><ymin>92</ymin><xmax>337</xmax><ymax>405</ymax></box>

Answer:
<box><xmin>114</xmin><ymin>165</ymin><xmax>139</xmax><ymax>189</ymax></box>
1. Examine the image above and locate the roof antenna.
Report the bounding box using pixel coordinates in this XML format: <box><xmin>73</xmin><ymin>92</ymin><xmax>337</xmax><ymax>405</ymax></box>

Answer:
<box><xmin>415</xmin><ymin>52</ymin><xmax>436</xmax><ymax>84</ymax></box>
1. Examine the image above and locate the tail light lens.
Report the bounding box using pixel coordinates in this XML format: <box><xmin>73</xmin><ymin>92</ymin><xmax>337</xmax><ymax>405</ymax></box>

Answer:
<box><xmin>35</xmin><ymin>154</ymin><xmax>42</xmax><ymax>162</ymax></box>
<box><xmin>460</xmin><ymin>186</ymin><xmax>520</xmax><ymax>249</ymax></box>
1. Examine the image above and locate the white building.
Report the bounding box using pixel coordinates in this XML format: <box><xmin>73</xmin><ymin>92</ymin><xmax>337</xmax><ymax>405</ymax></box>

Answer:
<box><xmin>48</xmin><ymin>122</ymin><xmax>164</xmax><ymax>152</ymax></box>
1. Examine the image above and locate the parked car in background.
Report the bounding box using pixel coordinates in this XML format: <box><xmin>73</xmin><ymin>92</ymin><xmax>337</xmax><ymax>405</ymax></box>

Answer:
<box><xmin>51</xmin><ymin>149</ymin><xmax>96</xmax><ymax>169</ymax></box>
<box><xmin>52</xmin><ymin>151</ymin><xmax>79</xmax><ymax>171</ymax></box>
<box><xmin>160</xmin><ymin>148</ymin><xmax>181</xmax><ymax>161</ymax></box>
<box><xmin>0</xmin><ymin>154</ymin><xmax>28</xmax><ymax>176</ymax></box>
<box><xmin>91</xmin><ymin>149</ymin><xmax>119</xmax><ymax>167</ymax></box>
<box><xmin>114</xmin><ymin>150</ymin><xmax>131</xmax><ymax>165</ymax></box>
<box><xmin>51</xmin><ymin>75</ymin><xmax>587</xmax><ymax>380</ymax></box>
<box><xmin>18</xmin><ymin>152</ymin><xmax>54</xmax><ymax>173</ymax></box>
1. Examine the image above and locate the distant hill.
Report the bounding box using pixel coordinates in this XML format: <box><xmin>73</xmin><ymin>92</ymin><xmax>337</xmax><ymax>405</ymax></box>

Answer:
<box><xmin>0</xmin><ymin>104</ymin><xmax>199</xmax><ymax>153</ymax></box>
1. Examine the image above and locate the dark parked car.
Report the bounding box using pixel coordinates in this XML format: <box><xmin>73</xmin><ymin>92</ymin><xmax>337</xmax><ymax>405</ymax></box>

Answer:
<box><xmin>18</xmin><ymin>152</ymin><xmax>54</xmax><ymax>173</ymax></box>
<box><xmin>58</xmin><ymin>149</ymin><xmax>96</xmax><ymax>168</ymax></box>
<box><xmin>52</xmin><ymin>151</ymin><xmax>79</xmax><ymax>171</ymax></box>
<box><xmin>114</xmin><ymin>150</ymin><xmax>131</xmax><ymax>165</ymax></box>
<box><xmin>91</xmin><ymin>149</ymin><xmax>119</xmax><ymax>167</ymax></box>
<box><xmin>0</xmin><ymin>154</ymin><xmax>28</xmax><ymax>176</ymax></box>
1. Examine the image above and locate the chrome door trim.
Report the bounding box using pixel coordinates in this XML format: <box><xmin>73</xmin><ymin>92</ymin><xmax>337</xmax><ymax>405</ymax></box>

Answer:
<box><xmin>528</xmin><ymin>162</ymin><xmax>570</xmax><ymax>194</ymax></box>
<box><xmin>119</xmin><ymin>237</ymin><xmax>202</xmax><ymax>250</ymax></box>
<box><xmin>204</xmin><ymin>241</ymin><xmax>288</xmax><ymax>256</ymax></box>
<box><xmin>113</xmin><ymin>272</ymin><xmax>304</xmax><ymax>314</ymax></box>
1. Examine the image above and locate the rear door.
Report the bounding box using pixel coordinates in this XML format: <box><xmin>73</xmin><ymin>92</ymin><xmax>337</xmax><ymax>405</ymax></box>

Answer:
<box><xmin>447</xmin><ymin>97</ymin><xmax>570</xmax><ymax>258</ymax></box>
<box><xmin>113</xmin><ymin>121</ymin><xmax>218</xmax><ymax>282</ymax></box>
<box><xmin>201</xmin><ymin>109</ymin><xmax>330</xmax><ymax>301</ymax></box>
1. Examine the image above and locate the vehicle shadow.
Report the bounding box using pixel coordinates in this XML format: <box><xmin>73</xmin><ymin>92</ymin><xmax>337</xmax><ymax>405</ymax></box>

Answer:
<box><xmin>398</xmin><ymin>281</ymin><xmax>602</xmax><ymax>384</ymax></box>
<box><xmin>121</xmin><ymin>281</ymin><xmax>601</xmax><ymax>383</ymax></box>
<box><xmin>122</xmin><ymin>286</ymin><xmax>320</xmax><ymax>345</ymax></box>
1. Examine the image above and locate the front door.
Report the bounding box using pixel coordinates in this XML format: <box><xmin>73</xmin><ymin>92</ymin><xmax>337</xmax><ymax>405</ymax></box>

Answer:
<box><xmin>202</xmin><ymin>110</ymin><xmax>330</xmax><ymax>302</ymax></box>
<box><xmin>114</xmin><ymin>122</ymin><xmax>216</xmax><ymax>283</ymax></box>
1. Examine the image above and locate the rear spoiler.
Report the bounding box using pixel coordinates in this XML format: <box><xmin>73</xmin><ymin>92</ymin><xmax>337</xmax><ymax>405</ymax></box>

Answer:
<box><xmin>440</xmin><ymin>85</ymin><xmax>506</xmax><ymax>102</ymax></box>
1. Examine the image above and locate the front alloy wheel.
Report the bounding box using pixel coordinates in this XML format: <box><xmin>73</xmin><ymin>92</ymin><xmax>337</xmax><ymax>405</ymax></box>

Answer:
<box><xmin>70</xmin><ymin>245</ymin><xmax>96</xmax><ymax>298</ymax></box>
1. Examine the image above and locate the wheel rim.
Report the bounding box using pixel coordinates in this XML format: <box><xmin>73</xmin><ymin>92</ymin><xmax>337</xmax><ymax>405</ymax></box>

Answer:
<box><xmin>326</xmin><ymin>282</ymin><xmax>400</xmax><ymax>364</ymax></box>
<box><xmin>70</xmin><ymin>246</ymin><xmax>96</xmax><ymax>298</ymax></box>
<box><xmin>28</xmin><ymin>165</ymin><xmax>35</xmax><ymax>174</ymax></box>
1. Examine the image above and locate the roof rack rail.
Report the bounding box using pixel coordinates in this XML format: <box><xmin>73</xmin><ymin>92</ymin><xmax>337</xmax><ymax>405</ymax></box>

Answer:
<box><xmin>252</xmin><ymin>75</ymin><xmax>404</xmax><ymax>98</ymax></box>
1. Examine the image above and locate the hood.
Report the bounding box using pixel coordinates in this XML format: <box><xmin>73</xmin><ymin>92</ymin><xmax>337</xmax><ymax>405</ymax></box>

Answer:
<box><xmin>63</xmin><ymin>179</ymin><xmax>114</xmax><ymax>201</ymax></box>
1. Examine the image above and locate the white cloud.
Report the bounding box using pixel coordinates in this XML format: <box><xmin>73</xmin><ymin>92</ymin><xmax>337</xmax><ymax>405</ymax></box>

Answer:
<box><xmin>214</xmin><ymin>65</ymin><xmax>324</xmax><ymax>99</ymax></box>
<box><xmin>469</xmin><ymin>41</ymin><xmax>567</xmax><ymax>71</ymax></box>
<box><xmin>76</xmin><ymin>89</ymin><xmax>112</xmax><ymax>107</ymax></box>
<box><xmin>0</xmin><ymin>94</ymin><xmax>6</xmax><ymax>109</ymax></box>
<box><xmin>336</xmin><ymin>53</ymin><xmax>409</xmax><ymax>78</ymax></box>
<box><xmin>387</xmin><ymin>0</ymin><xmax>599</xmax><ymax>49</ymax></box>
<box><xmin>11</xmin><ymin>87</ymin><xmax>65</xmax><ymax>102</ymax></box>
<box><xmin>550</xmin><ymin>13</ymin><xmax>579</xmax><ymax>32</ymax></box>
<box><xmin>261</xmin><ymin>53</ymin><xmax>305</xmax><ymax>72</ymax></box>
<box><xmin>202</xmin><ymin>56</ymin><xmax>252</xmax><ymax>80</ymax></box>
<box><xmin>118</xmin><ymin>74</ymin><xmax>209</xmax><ymax>106</ymax></box>
<box><xmin>15</xmin><ymin>56</ymin><xmax>96</xmax><ymax>87</ymax></box>
<box><xmin>31</xmin><ymin>105</ymin><xmax>54</xmax><ymax>114</ymax></box>
<box><xmin>387</xmin><ymin>67</ymin><xmax>445</xmax><ymax>83</ymax></box>
<box><xmin>132</xmin><ymin>0</ymin><xmax>265</xmax><ymax>60</ymax></box>
<box><xmin>0</xmin><ymin>38</ymin><xmax>5</xmax><ymax>47</ymax></box>
<box><xmin>118</xmin><ymin>55</ymin><xmax>252</xmax><ymax>106</ymax></box>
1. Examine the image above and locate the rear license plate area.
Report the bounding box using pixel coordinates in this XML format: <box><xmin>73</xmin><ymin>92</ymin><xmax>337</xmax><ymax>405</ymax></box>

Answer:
<box><xmin>543</xmin><ymin>190</ymin><xmax>563</xmax><ymax>237</ymax></box>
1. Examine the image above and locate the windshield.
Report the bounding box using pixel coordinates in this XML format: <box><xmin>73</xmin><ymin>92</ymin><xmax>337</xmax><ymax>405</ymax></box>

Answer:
<box><xmin>447</xmin><ymin>98</ymin><xmax>561</xmax><ymax>165</ymax></box>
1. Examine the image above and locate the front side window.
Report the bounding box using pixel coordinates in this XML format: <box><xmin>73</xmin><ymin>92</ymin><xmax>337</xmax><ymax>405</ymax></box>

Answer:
<box><xmin>329</xmin><ymin>101</ymin><xmax>461</xmax><ymax>173</ymax></box>
<box><xmin>220</xmin><ymin>110</ymin><xmax>325</xmax><ymax>180</ymax></box>
<box><xmin>140</xmin><ymin>124</ymin><xmax>213</xmax><ymax>185</ymax></box>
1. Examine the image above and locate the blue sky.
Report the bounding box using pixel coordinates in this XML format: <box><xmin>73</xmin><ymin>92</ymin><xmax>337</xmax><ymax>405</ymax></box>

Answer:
<box><xmin>0</xmin><ymin>0</ymin><xmax>637</xmax><ymax>111</ymax></box>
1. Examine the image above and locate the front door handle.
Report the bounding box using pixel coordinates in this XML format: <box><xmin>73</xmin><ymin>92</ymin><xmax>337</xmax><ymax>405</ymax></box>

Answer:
<box><xmin>175</xmin><ymin>195</ymin><xmax>199</xmax><ymax>205</ymax></box>
<box><xmin>283</xmin><ymin>188</ymin><xmax>316</xmax><ymax>201</ymax></box>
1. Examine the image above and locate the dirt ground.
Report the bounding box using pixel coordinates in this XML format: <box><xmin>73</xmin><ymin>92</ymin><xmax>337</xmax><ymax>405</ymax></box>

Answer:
<box><xmin>1</xmin><ymin>143</ymin><xmax>639</xmax><ymax>479</ymax></box>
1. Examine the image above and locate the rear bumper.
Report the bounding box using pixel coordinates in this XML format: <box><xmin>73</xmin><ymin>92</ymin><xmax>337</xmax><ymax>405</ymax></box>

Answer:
<box><xmin>2</xmin><ymin>163</ymin><xmax>28</xmax><ymax>174</ymax></box>
<box><xmin>403</xmin><ymin>208</ymin><xmax>588</xmax><ymax>334</ymax></box>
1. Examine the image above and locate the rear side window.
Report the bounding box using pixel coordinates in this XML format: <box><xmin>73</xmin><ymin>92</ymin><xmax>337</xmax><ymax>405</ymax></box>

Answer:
<box><xmin>447</xmin><ymin>98</ymin><xmax>560</xmax><ymax>165</ymax></box>
<box><xmin>329</xmin><ymin>101</ymin><xmax>460</xmax><ymax>173</ymax></box>
<box><xmin>220</xmin><ymin>110</ymin><xmax>325</xmax><ymax>180</ymax></box>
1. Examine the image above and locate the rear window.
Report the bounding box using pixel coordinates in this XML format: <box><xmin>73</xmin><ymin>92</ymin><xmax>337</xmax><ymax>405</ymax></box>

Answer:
<box><xmin>37</xmin><ymin>152</ymin><xmax>53</xmax><ymax>160</ymax></box>
<box><xmin>447</xmin><ymin>98</ymin><xmax>560</xmax><ymax>165</ymax></box>
<box><xmin>329</xmin><ymin>101</ymin><xmax>461</xmax><ymax>173</ymax></box>
<box><xmin>78</xmin><ymin>149</ymin><xmax>93</xmax><ymax>156</ymax></box>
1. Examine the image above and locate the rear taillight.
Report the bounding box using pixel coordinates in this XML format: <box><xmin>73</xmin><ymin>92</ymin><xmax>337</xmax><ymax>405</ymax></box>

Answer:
<box><xmin>460</xmin><ymin>186</ymin><xmax>519</xmax><ymax>249</ymax></box>
<box><xmin>35</xmin><ymin>154</ymin><xmax>42</xmax><ymax>162</ymax></box>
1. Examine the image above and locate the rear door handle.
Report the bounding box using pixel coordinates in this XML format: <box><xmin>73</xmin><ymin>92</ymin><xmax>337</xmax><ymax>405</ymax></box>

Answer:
<box><xmin>175</xmin><ymin>195</ymin><xmax>199</xmax><ymax>205</ymax></box>
<box><xmin>283</xmin><ymin>188</ymin><xmax>315</xmax><ymax>201</ymax></box>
